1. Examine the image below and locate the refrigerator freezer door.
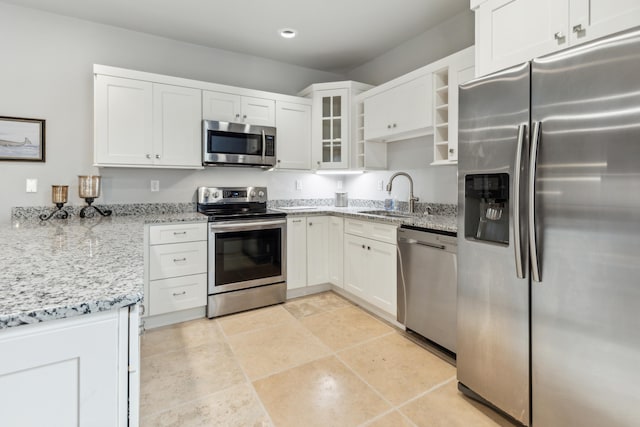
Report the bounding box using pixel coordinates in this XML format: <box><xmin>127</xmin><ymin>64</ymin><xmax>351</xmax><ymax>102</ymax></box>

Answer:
<box><xmin>457</xmin><ymin>62</ymin><xmax>530</xmax><ymax>425</ymax></box>
<box><xmin>531</xmin><ymin>28</ymin><xmax>640</xmax><ymax>427</ymax></box>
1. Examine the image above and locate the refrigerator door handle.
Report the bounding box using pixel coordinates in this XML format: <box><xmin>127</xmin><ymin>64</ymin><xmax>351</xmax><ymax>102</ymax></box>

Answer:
<box><xmin>513</xmin><ymin>124</ymin><xmax>527</xmax><ymax>279</ymax></box>
<box><xmin>529</xmin><ymin>121</ymin><xmax>542</xmax><ymax>282</ymax></box>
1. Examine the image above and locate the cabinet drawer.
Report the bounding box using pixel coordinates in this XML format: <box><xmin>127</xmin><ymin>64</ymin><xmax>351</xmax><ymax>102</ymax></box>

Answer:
<box><xmin>149</xmin><ymin>223</ymin><xmax>206</xmax><ymax>245</ymax></box>
<box><xmin>345</xmin><ymin>219</ymin><xmax>397</xmax><ymax>244</ymax></box>
<box><xmin>149</xmin><ymin>274</ymin><xmax>207</xmax><ymax>315</ymax></box>
<box><xmin>149</xmin><ymin>241</ymin><xmax>207</xmax><ymax>280</ymax></box>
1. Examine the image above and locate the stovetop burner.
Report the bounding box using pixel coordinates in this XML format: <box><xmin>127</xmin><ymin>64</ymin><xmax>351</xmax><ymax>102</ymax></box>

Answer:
<box><xmin>196</xmin><ymin>186</ymin><xmax>285</xmax><ymax>222</ymax></box>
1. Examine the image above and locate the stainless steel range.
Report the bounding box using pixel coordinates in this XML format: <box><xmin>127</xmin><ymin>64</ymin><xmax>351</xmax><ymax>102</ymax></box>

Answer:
<box><xmin>197</xmin><ymin>186</ymin><xmax>286</xmax><ymax>317</ymax></box>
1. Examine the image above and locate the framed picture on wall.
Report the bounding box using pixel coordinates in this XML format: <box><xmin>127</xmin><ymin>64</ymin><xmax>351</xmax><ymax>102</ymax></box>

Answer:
<box><xmin>0</xmin><ymin>116</ymin><xmax>46</xmax><ymax>162</ymax></box>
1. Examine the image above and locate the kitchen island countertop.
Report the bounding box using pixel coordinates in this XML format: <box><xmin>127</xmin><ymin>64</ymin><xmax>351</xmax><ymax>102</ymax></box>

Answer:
<box><xmin>0</xmin><ymin>213</ymin><xmax>207</xmax><ymax>329</ymax></box>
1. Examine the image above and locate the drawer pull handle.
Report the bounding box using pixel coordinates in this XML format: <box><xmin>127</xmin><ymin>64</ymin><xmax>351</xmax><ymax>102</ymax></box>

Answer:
<box><xmin>172</xmin><ymin>291</ymin><xmax>187</xmax><ymax>296</ymax></box>
<box><xmin>173</xmin><ymin>257</ymin><xmax>187</xmax><ymax>263</ymax></box>
<box><xmin>173</xmin><ymin>231</ymin><xmax>187</xmax><ymax>235</ymax></box>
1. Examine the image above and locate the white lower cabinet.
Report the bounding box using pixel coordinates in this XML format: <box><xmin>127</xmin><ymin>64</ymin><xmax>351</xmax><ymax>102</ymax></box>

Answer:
<box><xmin>286</xmin><ymin>217</ymin><xmax>308</xmax><ymax>290</ymax></box>
<box><xmin>343</xmin><ymin>219</ymin><xmax>397</xmax><ymax>316</ymax></box>
<box><xmin>145</xmin><ymin>223</ymin><xmax>208</xmax><ymax>320</ymax></box>
<box><xmin>0</xmin><ymin>307</ymin><xmax>138</xmax><ymax>427</ymax></box>
<box><xmin>306</xmin><ymin>216</ymin><xmax>329</xmax><ymax>286</ymax></box>
<box><xmin>286</xmin><ymin>216</ymin><xmax>331</xmax><ymax>290</ymax></box>
<box><xmin>328</xmin><ymin>217</ymin><xmax>344</xmax><ymax>287</ymax></box>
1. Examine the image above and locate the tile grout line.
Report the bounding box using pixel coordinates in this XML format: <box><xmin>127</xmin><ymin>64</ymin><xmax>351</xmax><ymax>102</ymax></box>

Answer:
<box><xmin>217</xmin><ymin>317</ymin><xmax>278</xmax><ymax>427</ymax></box>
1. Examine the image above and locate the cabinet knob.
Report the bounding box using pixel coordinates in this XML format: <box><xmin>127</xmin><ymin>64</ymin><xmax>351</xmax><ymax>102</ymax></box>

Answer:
<box><xmin>243</xmin><ymin>114</ymin><xmax>247</xmax><ymax>119</ymax></box>
<box><xmin>392</xmin><ymin>123</ymin><xmax>397</xmax><ymax>128</ymax></box>
<box><xmin>146</xmin><ymin>154</ymin><xmax>151</xmax><ymax>159</ymax></box>
<box><xmin>155</xmin><ymin>154</ymin><xmax>160</xmax><ymax>159</ymax></box>
<box><xmin>309</xmin><ymin>222</ymin><xmax>313</xmax><ymax>226</ymax></box>
<box><xmin>362</xmin><ymin>244</ymin><xmax>365</xmax><ymax>249</ymax></box>
<box><xmin>554</xmin><ymin>31</ymin><xmax>565</xmax><ymax>41</ymax></box>
<box><xmin>572</xmin><ymin>24</ymin><xmax>584</xmax><ymax>33</ymax></box>
<box><xmin>367</xmin><ymin>246</ymin><xmax>371</xmax><ymax>250</ymax></box>
<box><xmin>235</xmin><ymin>113</ymin><xmax>240</xmax><ymax>119</ymax></box>
<box><xmin>449</xmin><ymin>148</ymin><xmax>455</xmax><ymax>154</ymax></box>
<box><xmin>387</xmin><ymin>124</ymin><xmax>391</xmax><ymax>129</ymax></box>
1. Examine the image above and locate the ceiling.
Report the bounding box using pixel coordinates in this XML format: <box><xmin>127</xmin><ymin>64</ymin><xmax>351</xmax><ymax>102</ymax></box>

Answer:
<box><xmin>4</xmin><ymin>0</ymin><xmax>469</xmax><ymax>73</ymax></box>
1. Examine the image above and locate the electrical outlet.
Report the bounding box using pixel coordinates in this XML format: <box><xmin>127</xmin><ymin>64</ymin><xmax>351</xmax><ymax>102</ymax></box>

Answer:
<box><xmin>337</xmin><ymin>180</ymin><xmax>343</xmax><ymax>190</ymax></box>
<box><xmin>295</xmin><ymin>179</ymin><xmax>303</xmax><ymax>190</ymax></box>
<box><xmin>26</xmin><ymin>178</ymin><xmax>38</xmax><ymax>193</ymax></box>
<box><xmin>377</xmin><ymin>180</ymin><xmax>384</xmax><ymax>191</ymax></box>
<box><xmin>150</xmin><ymin>180</ymin><xmax>160</xmax><ymax>192</ymax></box>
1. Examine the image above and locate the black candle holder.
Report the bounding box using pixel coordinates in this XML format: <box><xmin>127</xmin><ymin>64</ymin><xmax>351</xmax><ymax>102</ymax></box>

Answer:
<box><xmin>79</xmin><ymin>198</ymin><xmax>112</xmax><ymax>218</ymax></box>
<box><xmin>39</xmin><ymin>203</ymin><xmax>69</xmax><ymax>221</ymax></box>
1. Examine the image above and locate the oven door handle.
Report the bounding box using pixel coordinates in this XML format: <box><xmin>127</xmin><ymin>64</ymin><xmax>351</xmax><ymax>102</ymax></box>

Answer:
<box><xmin>210</xmin><ymin>219</ymin><xmax>286</xmax><ymax>232</ymax></box>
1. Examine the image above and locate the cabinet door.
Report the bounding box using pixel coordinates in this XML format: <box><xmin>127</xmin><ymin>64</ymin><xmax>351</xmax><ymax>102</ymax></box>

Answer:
<box><xmin>94</xmin><ymin>75</ymin><xmax>153</xmax><ymax>165</ymax></box>
<box><xmin>241</xmin><ymin>96</ymin><xmax>276</xmax><ymax>126</ymax></box>
<box><xmin>367</xmin><ymin>240</ymin><xmax>398</xmax><ymax>316</ymax></box>
<box><xmin>153</xmin><ymin>83</ymin><xmax>202</xmax><ymax>167</ymax></box>
<box><xmin>475</xmin><ymin>0</ymin><xmax>569</xmax><ymax>76</ymax></box>
<box><xmin>313</xmin><ymin>89</ymin><xmax>349</xmax><ymax>169</ymax></box>
<box><xmin>306</xmin><ymin>216</ymin><xmax>329</xmax><ymax>286</ymax></box>
<box><xmin>286</xmin><ymin>217</ymin><xmax>307</xmax><ymax>289</ymax></box>
<box><xmin>275</xmin><ymin>101</ymin><xmax>311</xmax><ymax>170</ymax></box>
<box><xmin>343</xmin><ymin>234</ymin><xmax>367</xmax><ymax>299</ymax></box>
<box><xmin>202</xmin><ymin>91</ymin><xmax>241</xmax><ymax>122</ymax></box>
<box><xmin>393</xmin><ymin>75</ymin><xmax>432</xmax><ymax>137</ymax></box>
<box><xmin>569</xmin><ymin>0</ymin><xmax>640</xmax><ymax>45</ymax></box>
<box><xmin>446</xmin><ymin>53</ymin><xmax>476</xmax><ymax>163</ymax></box>
<box><xmin>328</xmin><ymin>217</ymin><xmax>344</xmax><ymax>287</ymax></box>
<box><xmin>0</xmin><ymin>310</ymin><xmax>127</xmax><ymax>427</ymax></box>
<box><xmin>363</xmin><ymin>88</ymin><xmax>395</xmax><ymax>141</ymax></box>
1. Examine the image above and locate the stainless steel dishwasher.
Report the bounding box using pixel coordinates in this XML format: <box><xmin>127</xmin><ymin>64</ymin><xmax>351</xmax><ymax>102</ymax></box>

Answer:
<box><xmin>397</xmin><ymin>225</ymin><xmax>457</xmax><ymax>354</ymax></box>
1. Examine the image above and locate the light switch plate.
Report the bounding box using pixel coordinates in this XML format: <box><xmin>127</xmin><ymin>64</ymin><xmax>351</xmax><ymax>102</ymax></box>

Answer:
<box><xmin>337</xmin><ymin>180</ymin><xmax>343</xmax><ymax>190</ymax></box>
<box><xmin>377</xmin><ymin>180</ymin><xmax>384</xmax><ymax>191</ymax></box>
<box><xmin>295</xmin><ymin>180</ymin><xmax>302</xmax><ymax>190</ymax></box>
<box><xmin>150</xmin><ymin>180</ymin><xmax>160</xmax><ymax>192</ymax></box>
<box><xmin>26</xmin><ymin>178</ymin><xmax>37</xmax><ymax>193</ymax></box>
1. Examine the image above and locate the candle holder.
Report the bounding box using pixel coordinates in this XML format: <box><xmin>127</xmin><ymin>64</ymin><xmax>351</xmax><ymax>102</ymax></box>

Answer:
<box><xmin>78</xmin><ymin>175</ymin><xmax>112</xmax><ymax>218</ymax></box>
<box><xmin>39</xmin><ymin>185</ymin><xmax>69</xmax><ymax>221</ymax></box>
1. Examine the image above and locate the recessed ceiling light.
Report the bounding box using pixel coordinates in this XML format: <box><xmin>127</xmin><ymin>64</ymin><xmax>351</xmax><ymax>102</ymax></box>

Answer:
<box><xmin>279</xmin><ymin>28</ymin><xmax>297</xmax><ymax>39</ymax></box>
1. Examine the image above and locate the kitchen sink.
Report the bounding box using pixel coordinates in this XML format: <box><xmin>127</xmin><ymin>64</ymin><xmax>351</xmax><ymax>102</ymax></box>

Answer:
<box><xmin>359</xmin><ymin>210</ymin><xmax>415</xmax><ymax>218</ymax></box>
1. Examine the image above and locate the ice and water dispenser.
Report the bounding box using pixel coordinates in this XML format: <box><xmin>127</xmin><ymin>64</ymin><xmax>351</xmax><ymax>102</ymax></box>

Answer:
<box><xmin>464</xmin><ymin>173</ymin><xmax>509</xmax><ymax>245</ymax></box>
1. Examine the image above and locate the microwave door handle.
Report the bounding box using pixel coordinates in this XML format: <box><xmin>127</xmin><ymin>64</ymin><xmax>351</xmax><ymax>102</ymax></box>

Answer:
<box><xmin>261</xmin><ymin>130</ymin><xmax>266</xmax><ymax>163</ymax></box>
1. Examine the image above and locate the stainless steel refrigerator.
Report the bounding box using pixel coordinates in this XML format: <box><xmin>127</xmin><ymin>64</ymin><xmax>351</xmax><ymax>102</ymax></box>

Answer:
<box><xmin>457</xmin><ymin>27</ymin><xmax>640</xmax><ymax>427</ymax></box>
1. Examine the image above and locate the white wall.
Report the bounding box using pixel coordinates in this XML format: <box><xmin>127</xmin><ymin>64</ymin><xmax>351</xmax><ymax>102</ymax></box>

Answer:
<box><xmin>0</xmin><ymin>3</ymin><xmax>343</xmax><ymax>224</ymax></box>
<box><xmin>347</xmin><ymin>10</ymin><xmax>474</xmax><ymax>85</ymax></box>
<box><xmin>345</xmin><ymin>137</ymin><xmax>458</xmax><ymax>205</ymax></box>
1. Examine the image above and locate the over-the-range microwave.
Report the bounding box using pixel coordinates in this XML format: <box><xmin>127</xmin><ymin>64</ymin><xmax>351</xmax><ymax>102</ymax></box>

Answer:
<box><xmin>202</xmin><ymin>120</ymin><xmax>276</xmax><ymax>168</ymax></box>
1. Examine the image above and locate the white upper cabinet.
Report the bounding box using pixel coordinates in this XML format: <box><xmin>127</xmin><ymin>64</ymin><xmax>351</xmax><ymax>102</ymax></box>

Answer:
<box><xmin>202</xmin><ymin>91</ymin><xmax>275</xmax><ymax>127</ymax></box>
<box><xmin>474</xmin><ymin>0</ymin><xmax>640</xmax><ymax>77</ymax></box>
<box><xmin>95</xmin><ymin>75</ymin><xmax>154</xmax><ymax>166</ymax></box>
<box><xmin>298</xmin><ymin>81</ymin><xmax>373</xmax><ymax>170</ymax></box>
<box><xmin>569</xmin><ymin>0</ymin><xmax>640</xmax><ymax>45</ymax></box>
<box><xmin>95</xmin><ymin>74</ymin><xmax>202</xmax><ymax>168</ymax></box>
<box><xmin>153</xmin><ymin>83</ymin><xmax>202</xmax><ymax>167</ymax></box>
<box><xmin>364</xmin><ymin>74</ymin><xmax>433</xmax><ymax>143</ymax></box>
<box><xmin>275</xmin><ymin>100</ymin><xmax>312</xmax><ymax>170</ymax></box>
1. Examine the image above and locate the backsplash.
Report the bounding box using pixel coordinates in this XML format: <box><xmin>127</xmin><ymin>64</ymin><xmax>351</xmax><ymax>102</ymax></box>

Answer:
<box><xmin>12</xmin><ymin>200</ymin><xmax>456</xmax><ymax>221</ymax></box>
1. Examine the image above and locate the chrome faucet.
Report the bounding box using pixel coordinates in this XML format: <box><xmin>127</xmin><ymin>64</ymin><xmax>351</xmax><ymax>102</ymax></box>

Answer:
<box><xmin>386</xmin><ymin>172</ymin><xmax>419</xmax><ymax>213</ymax></box>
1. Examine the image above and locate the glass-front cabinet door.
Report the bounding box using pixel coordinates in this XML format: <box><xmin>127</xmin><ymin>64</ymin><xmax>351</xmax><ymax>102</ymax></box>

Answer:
<box><xmin>313</xmin><ymin>88</ymin><xmax>349</xmax><ymax>169</ymax></box>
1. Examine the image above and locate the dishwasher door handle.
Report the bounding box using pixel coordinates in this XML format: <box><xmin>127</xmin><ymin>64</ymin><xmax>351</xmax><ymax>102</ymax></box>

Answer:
<box><xmin>399</xmin><ymin>237</ymin><xmax>446</xmax><ymax>250</ymax></box>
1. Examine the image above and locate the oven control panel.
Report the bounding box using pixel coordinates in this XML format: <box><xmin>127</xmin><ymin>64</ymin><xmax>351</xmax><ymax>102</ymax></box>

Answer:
<box><xmin>197</xmin><ymin>186</ymin><xmax>267</xmax><ymax>204</ymax></box>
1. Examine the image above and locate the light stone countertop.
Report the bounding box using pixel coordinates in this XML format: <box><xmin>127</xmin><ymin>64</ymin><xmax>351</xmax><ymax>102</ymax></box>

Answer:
<box><xmin>272</xmin><ymin>206</ymin><xmax>458</xmax><ymax>234</ymax></box>
<box><xmin>1</xmin><ymin>204</ymin><xmax>455</xmax><ymax>330</ymax></box>
<box><xmin>0</xmin><ymin>213</ymin><xmax>207</xmax><ymax>329</ymax></box>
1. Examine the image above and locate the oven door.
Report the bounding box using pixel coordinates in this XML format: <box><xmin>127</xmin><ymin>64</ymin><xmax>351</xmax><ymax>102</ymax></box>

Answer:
<box><xmin>208</xmin><ymin>218</ymin><xmax>286</xmax><ymax>294</ymax></box>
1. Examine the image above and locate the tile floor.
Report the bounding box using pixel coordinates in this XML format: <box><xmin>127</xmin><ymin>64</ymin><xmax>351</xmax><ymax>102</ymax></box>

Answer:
<box><xmin>140</xmin><ymin>292</ymin><xmax>516</xmax><ymax>427</ymax></box>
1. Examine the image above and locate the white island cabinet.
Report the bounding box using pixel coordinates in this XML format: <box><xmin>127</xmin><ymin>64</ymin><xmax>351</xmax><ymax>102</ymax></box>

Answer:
<box><xmin>0</xmin><ymin>305</ymin><xmax>140</xmax><ymax>427</ymax></box>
